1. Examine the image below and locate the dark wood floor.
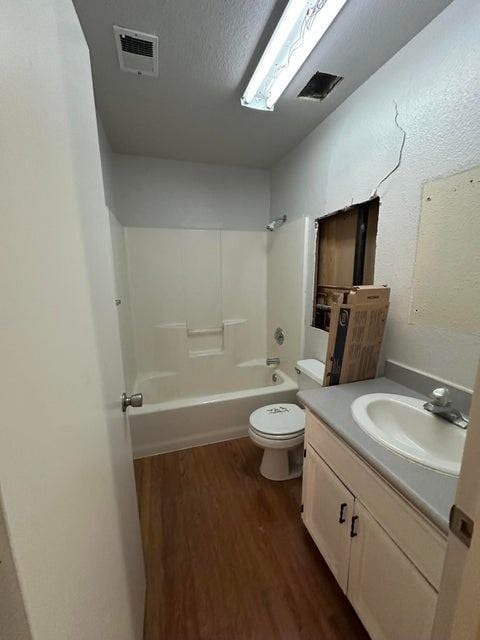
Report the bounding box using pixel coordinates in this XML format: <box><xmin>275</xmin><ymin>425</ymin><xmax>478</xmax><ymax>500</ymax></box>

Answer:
<box><xmin>134</xmin><ymin>438</ymin><xmax>369</xmax><ymax>640</ymax></box>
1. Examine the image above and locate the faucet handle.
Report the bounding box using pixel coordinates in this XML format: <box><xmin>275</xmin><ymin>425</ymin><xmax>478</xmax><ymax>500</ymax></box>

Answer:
<box><xmin>430</xmin><ymin>387</ymin><xmax>450</xmax><ymax>407</ymax></box>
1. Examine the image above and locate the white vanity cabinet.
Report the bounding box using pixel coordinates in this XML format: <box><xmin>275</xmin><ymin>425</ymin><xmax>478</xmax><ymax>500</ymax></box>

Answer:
<box><xmin>302</xmin><ymin>445</ymin><xmax>354</xmax><ymax>592</ymax></box>
<box><xmin>302</xmin><ymin>410</ymin><xmax>447</xmax><ymax>640</ymax></box>
<box><xmin>348</xmin><ymin>500</ymin><xmax>437</xmax><ymax>640</ymax></box>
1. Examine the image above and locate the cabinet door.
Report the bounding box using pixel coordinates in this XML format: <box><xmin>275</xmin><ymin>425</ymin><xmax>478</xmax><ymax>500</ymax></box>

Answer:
<box><xmin>302</xmin><ymin>444</ymin><xmax>354</xmax><ymax>592</ymax></box>
<box><xmin>348</xmin><ymin>500</ymin><xmax>437</xmax><ymax>640</ymax></box>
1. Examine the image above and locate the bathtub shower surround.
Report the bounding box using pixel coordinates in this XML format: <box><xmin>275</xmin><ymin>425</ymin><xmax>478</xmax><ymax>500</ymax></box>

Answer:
<box><xmin>126</xmin><ymin>228</ymin><xmax>267</xmax><ymax>375</ymax></box>
<box><xmin>267</xmin><ymin>217</ymin><xmax>309</xmax><ymax>379</ymax></box>
<box><xmin>124</xmin><ymin>227</ymin><xmax>299</xmax><ymax>455</ymax></box>
<box><xmin>109</xmin><ymin>211</ymin><xmax>137</xmax><ymax>390</ymax></box>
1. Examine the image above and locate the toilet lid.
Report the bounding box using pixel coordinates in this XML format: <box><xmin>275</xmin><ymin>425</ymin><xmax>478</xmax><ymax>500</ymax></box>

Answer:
<box><xmin>249</xmin><ymin>404</ymin><xmax>305</xmax><ymax>437</ymax></box>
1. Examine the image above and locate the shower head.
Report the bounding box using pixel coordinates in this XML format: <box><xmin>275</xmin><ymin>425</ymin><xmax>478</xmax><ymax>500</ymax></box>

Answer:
<box><xmin>265</xmin><ymin>215</ymin><xmax>287</xmax><ymax>232</ymax></box>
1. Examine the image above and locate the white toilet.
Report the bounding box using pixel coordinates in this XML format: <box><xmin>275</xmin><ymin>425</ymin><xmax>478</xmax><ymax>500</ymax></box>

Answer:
<box><xmin>248</xmin><ymin>359</ymin><xmax>325</xmax><ymax>481</ymax></box>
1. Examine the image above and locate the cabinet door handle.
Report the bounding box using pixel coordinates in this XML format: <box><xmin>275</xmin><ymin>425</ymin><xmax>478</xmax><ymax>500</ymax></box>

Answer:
<box><xmin>350</xmin><ymin>515</ymin><xmax>359</xmax><ymax>538</ymax></box>
<box><xmin>338</xmin><ymin>502</ymin><xmax>347</xmax><ymax>524</ymax></box>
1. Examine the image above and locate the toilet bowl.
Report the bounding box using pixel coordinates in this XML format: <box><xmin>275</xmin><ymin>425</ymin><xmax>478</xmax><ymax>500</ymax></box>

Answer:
<box><xmin>249</xmin><ymin>359</ymin><xmax>325</xmax><ymax>481</ymax></box>
<box><xmin>248</xmin><ymin>403</ymin><xmax>305</xmax><ymax>481</ymax></box>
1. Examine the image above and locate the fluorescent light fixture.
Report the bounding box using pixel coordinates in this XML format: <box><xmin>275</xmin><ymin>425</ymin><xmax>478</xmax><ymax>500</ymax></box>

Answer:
<box><xmin>241</xmin><ymin>0</ymin><xmax>348</xmax><ymax>111</ymax></box>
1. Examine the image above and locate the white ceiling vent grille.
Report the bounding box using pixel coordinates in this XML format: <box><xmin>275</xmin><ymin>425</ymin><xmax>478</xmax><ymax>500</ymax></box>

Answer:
<box><xmin>113</xmin><ymin>26</ymin><xmax>158</xmax><ymax>77</ymax></box>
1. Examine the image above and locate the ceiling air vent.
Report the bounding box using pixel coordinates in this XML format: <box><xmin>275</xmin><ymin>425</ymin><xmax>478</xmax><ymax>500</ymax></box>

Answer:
<box><xmin>113</xmin><ymin>26</ymin><xmax>158</xmax><ymax>77</ymax></box>
<box><xmin>298</xmin><ymin>72</ymin><xmax>343</xmax><ymax>102</ymax></box>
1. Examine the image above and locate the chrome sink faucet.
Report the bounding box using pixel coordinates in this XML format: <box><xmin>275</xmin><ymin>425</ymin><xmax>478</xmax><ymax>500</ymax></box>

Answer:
<box><xmin>266</xmin><ymin>357</ymin><xmax>280</xmax><ymax>367</ymax></box>
<box><xmin>423</xmin><ymin>387</ymin><xmax>469</xmax><ymax>429</ymax></box>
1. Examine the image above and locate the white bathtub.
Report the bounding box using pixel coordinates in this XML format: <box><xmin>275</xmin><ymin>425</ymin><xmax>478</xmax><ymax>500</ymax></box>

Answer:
<box><xmin>129</xmin><ymin>364</ymin><xmax>298</xmax><ymax>458</ymax></box>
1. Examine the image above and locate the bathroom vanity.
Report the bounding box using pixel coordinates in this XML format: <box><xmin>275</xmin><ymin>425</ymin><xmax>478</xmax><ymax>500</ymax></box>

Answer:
<box><xmin>299</xmin><ymin>378</ymin><xmax>460</xmax><ymax>640</ymax></box>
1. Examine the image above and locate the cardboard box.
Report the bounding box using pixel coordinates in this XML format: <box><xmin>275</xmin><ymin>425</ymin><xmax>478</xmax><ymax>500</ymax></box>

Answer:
<box><xmin>324</xmin><ymin>286</ymin><xmax>390</xmax><ymax>386</ymax></box>
<box><xmin>314</xmin><ymin>285</ymin><xmax>352</xmax><ymax>331</ymax></box>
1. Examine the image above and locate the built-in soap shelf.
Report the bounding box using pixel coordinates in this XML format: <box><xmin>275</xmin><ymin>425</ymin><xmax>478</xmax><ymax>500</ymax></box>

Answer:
<box><xmin>187</xmin><ymin>326</ymin><xmax>223</xmax><ymax>336</ymax></box>
<box><xmin>186</xmin><ymin>319</ymin><xmax>249</xmax><ymax>357</ymax></box>
<box><xmin>154</xmin><ymin>319</ymin><xmax>250</xmax><ymax>362</ymax></box>
<box><xmin>187</xmin><ymin>325</ymin><xmax>224</xmax><ymax>357</ymax></box>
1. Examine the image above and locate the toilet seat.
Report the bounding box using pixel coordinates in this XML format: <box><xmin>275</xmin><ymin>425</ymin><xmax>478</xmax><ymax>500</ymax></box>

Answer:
<box><xmin>248</xmin><ymin>404</ymin><xmax>305</xmax><ymax>481</ymax></box>
<box><xmin>249</xmin><ymin>403</ymin><xmax>305</xmax><ymax>440</ymax></box>
<box><xmin>249</xmin><ymin>426</ymin><xmax>303</xmax><ymax>441</ymax></box>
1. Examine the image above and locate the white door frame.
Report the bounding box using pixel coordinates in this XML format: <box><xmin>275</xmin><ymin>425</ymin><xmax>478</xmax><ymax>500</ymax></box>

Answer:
<box><xmin>432</xmin><ymin>362</ymin><xmax>480</xmax><ymax>639</ymax></box>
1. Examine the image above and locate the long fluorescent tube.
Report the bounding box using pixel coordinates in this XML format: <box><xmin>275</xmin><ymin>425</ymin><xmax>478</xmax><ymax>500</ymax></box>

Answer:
<box><xmin>241</xmin><ymin>0</ymin><xmax>348</xmax><ymax>111</ymax></box>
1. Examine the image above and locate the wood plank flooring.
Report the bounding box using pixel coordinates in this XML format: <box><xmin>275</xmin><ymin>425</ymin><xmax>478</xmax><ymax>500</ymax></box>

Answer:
<box><xmin>134</xmin><ymin>437</ymin><xmax>369</xmax><ymax>640</ymax></box>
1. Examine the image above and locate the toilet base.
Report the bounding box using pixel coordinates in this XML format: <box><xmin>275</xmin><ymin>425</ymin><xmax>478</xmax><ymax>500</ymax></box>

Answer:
<box><xmin>259</xmin><ymin>444</ymin><xmax>303</xmax><ymax>481</ymax></box>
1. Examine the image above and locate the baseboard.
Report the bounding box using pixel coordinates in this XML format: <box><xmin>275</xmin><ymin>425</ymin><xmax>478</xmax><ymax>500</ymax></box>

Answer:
<box><xmin>133</xmin><ymin>424</ymin><xmax>249</xmax><ymax>459</ymax></box>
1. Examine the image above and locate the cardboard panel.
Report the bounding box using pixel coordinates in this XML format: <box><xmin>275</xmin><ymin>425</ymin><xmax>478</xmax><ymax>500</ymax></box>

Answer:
<box><xmin>324</xmin><ymin>286</ymin><xmax>390</xmax><ymax>386</ymax></box>
<box><xmin>317</xmin><ymin>209</ymin><xmax>358</xmax><ymax>287</ymax></box>
<box><xmin>411</xmin><ymin>166</ymin><xmax>480</xmax><ymax>334</ymax></box>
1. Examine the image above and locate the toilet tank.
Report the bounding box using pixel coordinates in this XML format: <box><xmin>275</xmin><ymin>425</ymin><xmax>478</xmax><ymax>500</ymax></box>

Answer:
<box><xmin>295</xmin><ymin>359</ymin><xmax>325</xmax><ymax>390</ymax></box>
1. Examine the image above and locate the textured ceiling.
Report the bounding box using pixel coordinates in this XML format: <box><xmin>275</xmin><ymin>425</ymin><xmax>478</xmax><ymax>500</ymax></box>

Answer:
<box><xmin>73</xmin><ymin>0</ymin><xmax>452</xmax><ymax>168</ymax></box>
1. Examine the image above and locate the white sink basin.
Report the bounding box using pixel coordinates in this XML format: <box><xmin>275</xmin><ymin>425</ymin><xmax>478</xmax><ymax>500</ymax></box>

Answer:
<box><xmin>351</xmin><ymin>393</ymin><xmax>466</xmax><ymax>476</ymax></box>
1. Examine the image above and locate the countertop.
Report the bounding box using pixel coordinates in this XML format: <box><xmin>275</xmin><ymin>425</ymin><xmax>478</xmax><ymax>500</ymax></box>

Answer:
<box><xmin>298</xmin><ymin>377</ymin><xmax>458</xmax><ymax>534</ymax></box>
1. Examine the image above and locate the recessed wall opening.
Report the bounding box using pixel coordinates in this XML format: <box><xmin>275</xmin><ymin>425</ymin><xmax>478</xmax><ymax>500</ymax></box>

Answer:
<box><xmin>298</xmin><ymin>71</ymin><xmax>343</xmax><ymax>101</ymax></box>
<box><xmin>312</xmin><ymin>197</ymin><xmax>380</xmax><ymax>331</ymax></box>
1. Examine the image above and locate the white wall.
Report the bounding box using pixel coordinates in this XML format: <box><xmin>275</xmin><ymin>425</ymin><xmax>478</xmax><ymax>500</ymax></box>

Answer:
<box><xmin>112</xmin><ymin>154</ymin><xmax>270</xmax><ymax>230</ymax></box>
<box><xmin>109</xmin><ymin>211</ymin><xmax>137</xmax><ymax>391</ymax></box>
<box><xmin>267</xmin><ymin>217</ymin><xmax>308</xmax><ymax>379</ymax></box>
<box><xmin>126</xmin><ymin>228</ymin><xmax>267</xmax><ymax>381</ymax></box>
<box><xmin>0</xmin><ymin>1</ymin><xmax>145</xmax><ymax>638</ymax></box>
<box><xmin>270</xmin><ymin>0</ymin><xmax>480</xmax><ymax>390</ymax></box>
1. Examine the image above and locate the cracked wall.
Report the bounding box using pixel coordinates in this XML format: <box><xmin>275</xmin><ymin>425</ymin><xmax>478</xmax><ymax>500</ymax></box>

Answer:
<box><xmin>270</xmin><ymin>0</ymin><xmax>480</xmax><ymax>390</ymax></box>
